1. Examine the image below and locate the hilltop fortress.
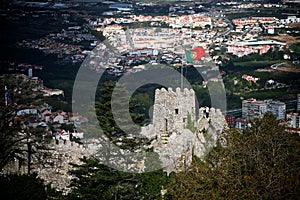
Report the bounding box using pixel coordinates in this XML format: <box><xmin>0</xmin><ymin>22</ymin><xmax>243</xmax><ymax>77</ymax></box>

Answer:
<box><xmin>141</xmin><ymin>87</ymin><xmax>226</xmax><ymax>173</ymax></box>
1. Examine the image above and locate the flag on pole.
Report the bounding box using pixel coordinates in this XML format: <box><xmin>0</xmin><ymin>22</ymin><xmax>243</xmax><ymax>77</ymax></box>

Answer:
<box><xmin>185</xmin><ymin>47</ymin><xmax>205</xmax><ymax>63</ymax></box>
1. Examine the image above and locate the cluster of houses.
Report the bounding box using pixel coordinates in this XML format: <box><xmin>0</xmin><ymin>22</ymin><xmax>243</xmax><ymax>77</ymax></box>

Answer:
<box><xmin>3</xmin><ymin>73</ymin><xmax>85</xmax><ymax>143</ymax></box>
<box><xmin>224</xmin><ymin>15</ymin><xmax>299</xmax><ymax>57</ymax></box>
<box><xmin>123</xmin><ymin>48</ymin><xmax>180</xmax><ymax>65</ymax></box>
<box><xmin>17</xmin><ymin>24</ymin><xmax>98</xmax><ymax>63</ymax></box>
<box><xmin>91</xmin><ymin>11</ymin><xmax>294</xmax><ymax>64</ymax></box>
<box><xmin>232</xmin><ymin>17</ymin><xmax>278</xmax><ymax>26</ymax></box>
<box><xmin>27</xmin><ymin>73</ymin><xmax>65</xmax><ymax>97</ymax></box>
<box><xmin>166</xmin><ymin>14</ymin><xmax>212</xmax><ymax>29</ymax></box>
<box><xmin>4</xmin><ymin>73</ymin><xmax>64</xmax><ymax>106</ymax></box>
<box><xmin>105</xmin><ymin>48</ymin><xmax>182</xmax><ymax>76</ymax></box>
<box><xmin>233</xmin><ymin>16</ymin><xmax>300</xmax><ymax>27</ymax></box>
<box><xmin>0</xmin><ymin>61</ymin><xmax>43</xmax><ymax>72</ymax></box>
<box><xmin>16</xmin><ymin>104</ymin><xmax>87</xmax><ymax>142</ymax></box>
<box><xmin>227</xmin><ymin>40</ymin><xmax>285</xmax><ymax>57</ymax></box>
<box><xmin>94</xmin><ymin>24</ymin><xmax>218</xmax><ymax>75</ymax></box>
<box><xmin>89</xmin><ymin>13</ymin><xmax>215</xmax><ymax>29</ymax></box>
<box><xmin>101</xmin><ymin>24</ymin><xmax>216</xmax><ymax>55</ymax></box>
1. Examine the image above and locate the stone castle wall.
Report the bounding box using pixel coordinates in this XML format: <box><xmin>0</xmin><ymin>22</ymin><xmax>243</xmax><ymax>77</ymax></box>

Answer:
<box><xmin>141</xmin><ymin>87</ymin><xmax>226</xmax><ymax>173</ymax></box>
<box><xmin>152</xmin><ymin>87</ymin><xmax>197</xmax><ymax>139</ymax></box>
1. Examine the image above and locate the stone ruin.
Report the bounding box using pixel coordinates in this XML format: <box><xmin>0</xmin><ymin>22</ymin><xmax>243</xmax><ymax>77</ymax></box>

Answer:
<box><xmin>2</xmin><ymin>141</ymin><xmax>93</xmax><ymax>194</ymax></box>
<box><xmin>141</xmin><ymin>87</ymin><xmax>227</xmax><ymax>174</ymax></box>
<box><xmin>142</xmin><ymin>87</ymin><xmax>198</xmax><ymax>142</ymax></box>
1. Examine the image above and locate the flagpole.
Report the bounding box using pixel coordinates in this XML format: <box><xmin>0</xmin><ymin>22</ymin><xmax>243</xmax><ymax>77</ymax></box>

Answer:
<box><xmin>181</xmin><ymin>52</ymin><xmax>184</xmax><ymax>90</ymax></box>
<box><xmin>181</xmin><ymin>64</ymin><xmax>183</xmax><ymax>90</ymax></box>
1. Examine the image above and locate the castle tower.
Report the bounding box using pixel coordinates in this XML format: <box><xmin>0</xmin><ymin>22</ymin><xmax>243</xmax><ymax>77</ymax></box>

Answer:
<box><xmin>152</xmin><ymin>87</ymin><xmax>198</xmax><ymax>143</ymax></box>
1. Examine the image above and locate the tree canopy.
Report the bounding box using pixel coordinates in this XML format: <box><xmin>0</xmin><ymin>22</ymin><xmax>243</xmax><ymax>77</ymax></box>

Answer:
<box><xmin>0</xmin><ymin>173</ymin><xmax>62</xmax><ymax>200</ymax></box>
<box><xmin>94</xmin><ymin>81</ymin><xmax>149</xmax><ymax>150</ymax></box>
<box><xmin>166</xmin><ymin>113</ymin><xmax>300</xmax><ymax>199</ymax></box>
<box><xmin>67</xmin><ymin>157</ymin><xmax>167</xmax><ymax>200</ymax></box>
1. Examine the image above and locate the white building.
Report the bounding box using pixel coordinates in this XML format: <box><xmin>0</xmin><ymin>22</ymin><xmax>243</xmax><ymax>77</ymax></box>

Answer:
<box><xmin>242</xmin><ymin>99</ymin><xmax>286</xmax><ymax>120</ymax></box>
<box><xmin>286</xmin><ymin>112</ymin><xmax>300</xmax><ymax>134</ymax></box>
<box><xmin>40</xmin><ymin>88</ymin><xmax>64</xmax><ymax>97</ymax></box>
<box><xmin>242</xmin><ymin>99</ymin><xmax>267</xmax><ymax>119</ymax></box>
<box><xmin>265</xmin><ymin>100</ymin><xmax>286</xmax><ymax>120</ymax></box>
<box><xmin>286</xmin><ymin>113</ymin><xmax>300</xmax><ymax>129</ymax></box>
<box><xmin>267</xmin><ymin>26</ymin><xmax>274</xmax><ymax>34</ymax></box>
<box><xmin>235</xmin><ymin>118</ymin><xmax>251</xmax><ymax>130</ymax></box>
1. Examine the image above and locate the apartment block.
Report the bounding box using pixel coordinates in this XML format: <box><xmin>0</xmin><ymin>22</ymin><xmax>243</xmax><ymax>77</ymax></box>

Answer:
<box><xmin>242</xmin><ymin>98</ymin><xmax>286</xmax><ymax>120</ymax></box>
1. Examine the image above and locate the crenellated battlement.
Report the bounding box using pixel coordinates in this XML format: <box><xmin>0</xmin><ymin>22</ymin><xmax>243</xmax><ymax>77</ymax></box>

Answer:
<box><xmin>152</xmin><ymin>87</ymin><xmax>198</xmax><ymax>141</ymax></box>
<box><xmin>155</xmin><ymin>87</ymin><xmax>195</xmax><ymax>98</ymax></box>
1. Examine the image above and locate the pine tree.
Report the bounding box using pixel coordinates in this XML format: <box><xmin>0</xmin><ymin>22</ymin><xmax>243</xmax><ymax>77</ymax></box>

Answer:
<box><xmin>0</xmin><ymin>74</ymin><xmax>51</xmax><ymax>173</ymax></box>
<box><xmin>0</xmin><ymin>173</ymin><xmax>62</xmax><ymax>200</ymax></box>
<box><xmin>68</xmin><ymin>157</ymin><xmax>167</xmax><ymax>200</ymax></box>
<box><xmin>95</xmin><ymin>81</ymin><xmax>147</xmax><ymax>150</ymax></box>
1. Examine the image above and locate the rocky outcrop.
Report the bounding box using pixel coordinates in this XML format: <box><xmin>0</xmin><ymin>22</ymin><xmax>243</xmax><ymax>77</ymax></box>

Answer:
<box><xmin>2</xmin><ymin>140</ymin><xmax>96</xmax><ymax>194</ymax></box>
<box><xmin>35</xmin><ymin>141</ymin><xmax>94</xmax><ymax>194</ymax></box>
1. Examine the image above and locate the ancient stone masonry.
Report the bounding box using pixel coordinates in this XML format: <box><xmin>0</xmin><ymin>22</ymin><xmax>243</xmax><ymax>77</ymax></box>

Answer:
<box><xmin>141</xmin><ymin>87</ymin><xmax>226</xmax><ymax>174</ymax></box>
<box><xmin>153</xmin><ymin>87</ymin><xmax>198</xmax><ymax>142</ymax></box>
<box><xmin>2</xmin><ymin>140</ymin><xmax>97</xmax><ymax>194</ymax></box>
<box><xmin>2</xmin><ymin>137</ymin><xmax>149</xmax><ymax>193</ymax></box>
